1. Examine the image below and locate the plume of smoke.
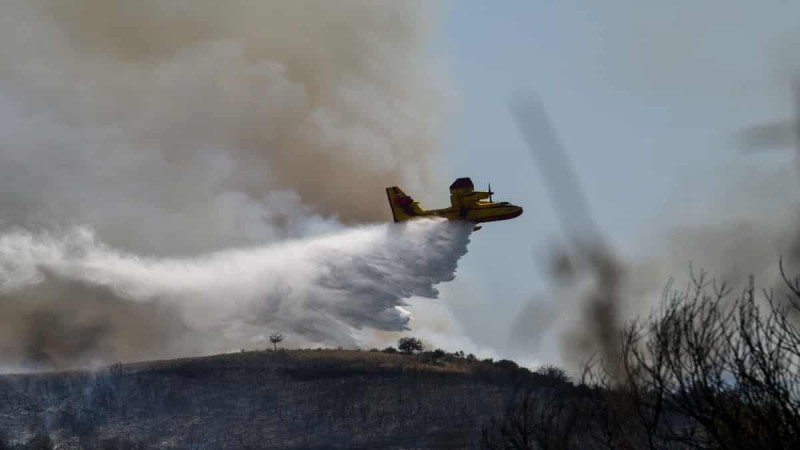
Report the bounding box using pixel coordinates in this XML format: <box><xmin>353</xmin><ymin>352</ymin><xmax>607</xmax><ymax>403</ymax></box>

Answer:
<box><xmin>0</xmin><ymin>219</ymin><xmax>472</xmax><ymax>369</ymax></box>
<box><xmin>508</xmin><ymin>170</ymin><xmax>800</xmax><ymax>375</ymax></box>
<box><xmin>0</xmin><ymin>0</ymin><xmax>444</xmax><ymax>255</ymax></box>
<box><xmin>511</xmin><ymin>95</ymin><xmax>626</xmax><ymax>375</ymax></box>
<box><xmin>510</xmin><ymin>87</ymin><xmax>800</xmax><ymax>376</ymax></box>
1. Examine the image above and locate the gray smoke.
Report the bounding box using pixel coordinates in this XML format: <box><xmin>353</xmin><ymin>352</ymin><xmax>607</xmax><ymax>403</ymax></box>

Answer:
<box><xmin>0</xmin><ymin>1</ymin><xmax>460</xmax><ymax>369</ymax></box>
<box><xmin>510</xmin><ymin>95</ymin><xmax>626</xmax><ymax>373</ymax></box>
<box><xmin>507</xmin><ymin>206</ymin><xmax>799</xmax><ymax>375</ymax></box>
<box><xmin>0</xmin><ymin>0</ymin><xmax>444</xmax><ymax>254</ymax></box>
<box><xmin>509</xmin><ymin>83</ymin><xmax>800</xmax><ymax>374</ymax></box>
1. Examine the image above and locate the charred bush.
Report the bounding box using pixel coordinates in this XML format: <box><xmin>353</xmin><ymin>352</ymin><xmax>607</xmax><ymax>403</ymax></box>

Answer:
<box><xmin>431</xmin><ymin>348</ymin><xmax>447</xmax><ymax>360</ymax></box>
<box><xmin>494</xmin><ymin>359</ymin><xmax>519</xmax><ymax>371</ymax></box>
<box><xmin>24</xmin><ymin>432</ymin><xmax>54</xmax><ymax>450</ymax></box>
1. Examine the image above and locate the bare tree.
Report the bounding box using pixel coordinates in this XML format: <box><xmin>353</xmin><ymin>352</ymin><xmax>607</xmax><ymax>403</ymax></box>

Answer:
<box><xmin>581</xmin><ymin>264</ymin><xmax>800</xmax><ymax>449</ymax></box>
<box><xmin>486</xmin><ymin>261</ymin><xmax>800</xmax><ymax>449</ymax></box>
<box><xmin>269</xmin><ymin>332</ymin><xmax>284</xmax><ymax>351</ymax></box>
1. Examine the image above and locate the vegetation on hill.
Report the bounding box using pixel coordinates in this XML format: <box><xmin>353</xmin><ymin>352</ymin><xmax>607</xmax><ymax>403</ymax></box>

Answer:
<box><xmin>0</xmin><ymin>343</ymin><xmax>558</xmax><ymax>449</ymax></box>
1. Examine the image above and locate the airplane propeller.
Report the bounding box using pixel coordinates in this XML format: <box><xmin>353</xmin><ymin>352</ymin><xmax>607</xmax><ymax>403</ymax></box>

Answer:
<box><xmin>488</xmin><ymin>183</ymin><xmax>494</xmax><ymax>202</ymax></box>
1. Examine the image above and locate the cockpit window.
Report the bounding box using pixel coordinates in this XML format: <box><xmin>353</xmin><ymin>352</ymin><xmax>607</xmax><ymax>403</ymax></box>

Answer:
<box><xmin>500</xmin><ymin>202</ymin><xmax>509</xmax><ymax>206</ymax></box>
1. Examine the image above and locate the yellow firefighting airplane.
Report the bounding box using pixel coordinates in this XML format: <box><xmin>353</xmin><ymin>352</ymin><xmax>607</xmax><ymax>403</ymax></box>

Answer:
<box><xmin>386</xmin><ymin>177</ymin><xmax>522</xmax><ymax>230</ymax></box>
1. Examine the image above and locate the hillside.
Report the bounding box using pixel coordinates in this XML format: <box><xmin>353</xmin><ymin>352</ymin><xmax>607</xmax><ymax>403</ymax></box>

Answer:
<box><xmin>0</xmin><ymin>349</ymin><xmax>544</xmax><ymax>449</ymax></box>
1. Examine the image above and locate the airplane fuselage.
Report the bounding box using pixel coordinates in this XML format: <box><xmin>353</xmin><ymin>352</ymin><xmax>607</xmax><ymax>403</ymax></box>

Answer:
<box><xmin>385</xmin><ymin>177</ymin><xmax>522</xmax><ymax>227</ymax></box>
<box><xmin>409</xmin><ymin>201</ymin><xmax>522</xmax><ymax>223</ymax></box>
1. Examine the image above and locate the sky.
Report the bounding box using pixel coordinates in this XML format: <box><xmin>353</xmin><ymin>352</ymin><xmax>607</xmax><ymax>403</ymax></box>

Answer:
<box><xmin>434</xmin><ymin>0</ymin><xmax>800</xmax><ymax>359</ymax></box>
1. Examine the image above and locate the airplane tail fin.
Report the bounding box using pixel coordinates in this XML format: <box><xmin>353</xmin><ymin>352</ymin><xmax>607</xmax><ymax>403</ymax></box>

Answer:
<box><xmin>385</xmin><ymin>186</ymin><xmax>426</xmax><ymax>222</ymax></box>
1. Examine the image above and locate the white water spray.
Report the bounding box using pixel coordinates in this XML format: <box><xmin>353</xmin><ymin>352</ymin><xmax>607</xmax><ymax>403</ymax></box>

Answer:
<box><xmin>0</xmin><ymin>219</ymin><xmax>471</xmax><ymax>367</ymax></box>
